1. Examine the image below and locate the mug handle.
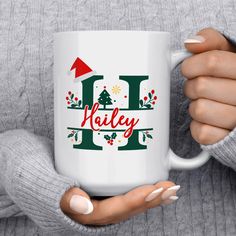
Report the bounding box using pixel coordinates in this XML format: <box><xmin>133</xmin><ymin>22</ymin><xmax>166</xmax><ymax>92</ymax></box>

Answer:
<box><xmin>168</xmin><ymin>50</ymin><xmax>210</xmax><ymax>170</ymax></box>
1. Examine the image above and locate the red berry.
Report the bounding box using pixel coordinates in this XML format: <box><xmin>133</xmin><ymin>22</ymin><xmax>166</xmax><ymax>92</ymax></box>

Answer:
<box><xmin>75</xmin><ymin>97</ymin><xmax>78</xmax><ymax>101</ymax></box>
<box><xmin>151</xmin><ymin>89</ymin><xmax>155</xmax><ymax>94</ymax></box>
<box><xmin>68</xmin><ymin>91</ymin><xmax>72</xmax><ymax>95</ymax></box>
<box><xmin>66</xmin><ymin>96</ymin><xmax>69</xmax><ymax>100</ymax></box>
<box><xmin>144</xmin><ymin>96</ymin><xmax>148</xmax><ymax>101</ymax></box>
<box><xmin>107</xmin><ymin>140</ymin><xmax>110</xmax><ymax>143</ymax></box>
<box><xmin>154</xmin><ymin>96</ymin><xmax>157</xmax><ymax>100</ymax></box>
<box><xmin>111</xmin><ymin>143</ymin><xmax>113</xmax><ymax>145</ymax></box>
<box><xmin>67</xmin><ymin>101</ymin><xmax>70</xmax><ymax>105</ymax></box>
<box><xmin>152</xmin><ymin>101</ymin><xmax>155</xmax><ymax>105</ymax></box>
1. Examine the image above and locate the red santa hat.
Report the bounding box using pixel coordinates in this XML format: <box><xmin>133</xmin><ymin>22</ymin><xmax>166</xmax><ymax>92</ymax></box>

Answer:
<box><xmin>70</xmin><ymin>57</ymin><xmax>96</xmax><ymax>82</ymax></box>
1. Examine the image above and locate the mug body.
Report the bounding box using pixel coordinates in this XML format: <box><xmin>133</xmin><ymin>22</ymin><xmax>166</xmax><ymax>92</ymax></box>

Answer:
<box><xmin>54</xmin><ymin>31</ymin><xmax>171</xmax><ymax>196</ymax></box>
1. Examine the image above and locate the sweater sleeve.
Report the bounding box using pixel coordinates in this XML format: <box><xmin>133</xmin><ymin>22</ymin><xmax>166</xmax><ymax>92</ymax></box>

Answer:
<box><xmin>0</xmin><ymin>129</ymin><xmax>118</xmax><ymax>234</ymax></box>
<box><xmin>0</xmin><ymin>185</ymin><xmax>24</xmax><ymax>218</ymax></box>
<box><xmin>200</xmin><ymin>29</ymin><xmax>236</xmax><ymax>170</ymax></box>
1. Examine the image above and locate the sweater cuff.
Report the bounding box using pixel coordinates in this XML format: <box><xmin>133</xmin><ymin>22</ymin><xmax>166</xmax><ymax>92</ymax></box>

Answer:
<box><xmin>0</xmin><ymin>129</ymin><xmax>119</xmax><ymax>234</ymax></box>
<box><xmin>201</xmin><ymin>127</ymin><xmax>236</xmax><ymax>170</ymax></box>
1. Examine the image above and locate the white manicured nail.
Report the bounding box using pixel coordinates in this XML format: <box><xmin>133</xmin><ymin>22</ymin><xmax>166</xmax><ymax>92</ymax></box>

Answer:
<box><xmin>161</xmin><ymin>185</ymin><xmax>180</xmax><ymax>200</ymax></box>
<box><xmin>184</xmin><ymin>35</ymin><xmax>205</xmax><ymax>43</ymax></box>
<box><xmin>169</xmin><ymin>196</ymin><xmax>179</xmax><ymax>200</ymax></box>
<box><xmin>162</xmin><ymin>196</ymin><xmax>179</xmax><ymax>205</ymax></box>
<box><xmin>70</xmin><ymin>195</ymin><xmax>93</xmax><ymax>214</ymax></box>
<box><xmin>145</xmin><ymin>187</ymin><xmax>164</xmax><ymax>202</ymax></box>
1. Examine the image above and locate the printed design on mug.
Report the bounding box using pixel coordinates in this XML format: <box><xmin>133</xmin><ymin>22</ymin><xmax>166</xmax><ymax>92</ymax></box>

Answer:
<box><xmin>66</xmin><ymin>91</ymin><xmax>82</xmax><ymax>108</ymax></box>
<box><xmin>66</xmin><ymin>57</ymin><xmax>158</xmax><ymax>151</ymax></box>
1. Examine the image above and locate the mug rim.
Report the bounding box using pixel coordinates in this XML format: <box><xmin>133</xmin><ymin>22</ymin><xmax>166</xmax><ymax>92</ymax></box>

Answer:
<box><xmin>54</xmin><ymin>30</ymin><xmax>171</xmax><ymax>36</ymax></box>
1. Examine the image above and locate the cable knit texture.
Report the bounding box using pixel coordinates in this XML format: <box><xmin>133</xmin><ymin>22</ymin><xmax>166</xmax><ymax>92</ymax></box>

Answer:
<box><xmin>0</xmin><ymin>0</ymin><xmax>236</xmax><ymax>235</ymax></box>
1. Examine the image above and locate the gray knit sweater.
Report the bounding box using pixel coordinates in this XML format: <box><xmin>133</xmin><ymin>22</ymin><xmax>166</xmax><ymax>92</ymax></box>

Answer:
<box><xmin>1</xmin><ymin>0</ymin><xmax>236</xmax><ymax>235</ymax></box>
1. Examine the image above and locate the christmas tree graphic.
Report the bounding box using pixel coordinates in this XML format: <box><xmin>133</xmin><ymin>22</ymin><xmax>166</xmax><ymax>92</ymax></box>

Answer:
<box><xmin>98</xmin><ymin>88</ymin><xmax>113</xmax><ymax>109</ymax></box>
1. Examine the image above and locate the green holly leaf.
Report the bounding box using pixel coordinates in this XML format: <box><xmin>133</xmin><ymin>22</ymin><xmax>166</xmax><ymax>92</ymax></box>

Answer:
<box><xmin>104</xmin><ymin>135</ymin><xmax>111</xmax><ymax>140</ymax></box>
<box><xmin>71</xmin><ymin>93</ymin><xmax>74</xmax><ymax>99</ymax></box>
<box><xmin>144</xmin><ymin>104</ymin><xmax>151</xmax><ymax>109</ymax></box>
<box><xmin>139</xmin><ymin>99</ymin><xmax>144</xmax><ymax>107</ymax></box>
<box><xmin>78</xmin><ymin>100</ymin><xmax>82</xmax><ymax>107</ymax></box>
<box><xmin>148</xmin><ymin>92</ymin><xmax>152</xmax><ymax>99</ymax></box>
<box><xmin>111</xmin><ymin>133</ymin><xmax>117</xmax><ymax>139</ymax></box>
<box><xmin>147</xmin><ymin>134</ymin><xmax>153</xmax><ymax>139</ymax></box>
<box><xmin>75</xmin><ymin>132</ymin><xmax>78</xmax><ymax>141</ymax></box>
<box><xmin>142</xmin><ymin>133</ymin><xmax>146</xmax><ymax>142</ymax></box>
<box><xmin>67</xmin><ymin>133</ymin><xmax>74</xmax><ymax>138</ymax></box>
<box><xmin>71</xmin><ymin>104</ymin><xmax>77</xmax><ymax>108</ymax></box>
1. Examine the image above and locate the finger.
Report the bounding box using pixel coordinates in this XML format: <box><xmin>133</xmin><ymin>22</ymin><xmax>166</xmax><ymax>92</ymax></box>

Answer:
<box><xmin>184</xmin><ymin>27</ymin><xmax>236</xmax><ymax>53</ymax></box>
<box><xmin>145</xmin><ymin>181</ymin><xmax>177</xmax><ymax>209</ymax></box>
<box><xmin>190</xmin><ymin>120</ymin><xmax>229</xmax><ymax>145</ymax></box>
<box><xmin>74</xmin><ymin>181</ymin><xmax>175</xmax><ymax>225</ymax></box>
<box><xmin>72</xmin><ymin>185</ymin><xmax>158</xmax><ymax>225</ymax></box>
<box><xmin>184</xmin><ymin>77</ymin><xmax>236</xmax><ymax>106</ymax></box>
<box><xmin>60</xmin><ymin>187</ymin><xmax>94</xmax><ymax>215</ymax></box>
<box><xmin>76</xmin><ymin>185</ymin><xmax>159</xmax><ymax>225</ymax></box>
<box><xmin>181</xmin><ymin>50</ymin><xmax>236</xmax><ymax>79</ymax></box>
<box><xmin>189</xmin><ymin>98</ymin><xmax>236</xmax><ymax>130</ymax></box>
<box><xmin>117</xmin><ymin>181</ymin><xmax>177</xmax><ymax>221</ymax></box>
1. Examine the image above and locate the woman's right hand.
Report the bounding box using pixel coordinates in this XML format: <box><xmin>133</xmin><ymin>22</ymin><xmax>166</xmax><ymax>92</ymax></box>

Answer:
<box><xmin>60</xmin><ymin>181</ymin><xmax>180</xmax><ymax>225</ymax></box>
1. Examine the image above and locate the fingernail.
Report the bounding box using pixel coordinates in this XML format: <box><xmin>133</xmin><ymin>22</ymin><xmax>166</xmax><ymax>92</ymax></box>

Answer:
<box><xmin>145</xmin><ymin>187</ymin><xmax>164</xmax><ymax>202</ymax></box>
<box><xmin>70</xmin><ymin>195</ymin><xmax>94</xmax><ymax>214</ymax></box>
<box><xmin>161</xmin><ymin>185</ymin><xmax>180</xmax><ymax>200</ymax></box>
<box><xmin>162</xmin><ymin>196</ymin><xmax>179</xmax><ymax>206</ymax></box>
<box><xmin>184</xmin><ymin>35</ymin><xmax>205</xmax><ymax>44</ymax></box>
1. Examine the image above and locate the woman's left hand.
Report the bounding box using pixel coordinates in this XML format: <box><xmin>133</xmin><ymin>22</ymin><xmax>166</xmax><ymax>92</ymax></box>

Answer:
<box><xmin>182</xmin><ymin>28</ymin><xmax>236</xmax><ymax>145</ymax></box>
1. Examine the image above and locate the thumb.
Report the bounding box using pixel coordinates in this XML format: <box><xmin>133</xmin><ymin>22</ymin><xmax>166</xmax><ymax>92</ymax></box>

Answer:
<box><xmin>60</xmin><ymin>187</ymin><xmax>94</xmax><ymax>215</ymax></box>
<box><xmin>184</xmin><ymin>27</ymin><xmax>236</xmax><ymax>53</ymax></box>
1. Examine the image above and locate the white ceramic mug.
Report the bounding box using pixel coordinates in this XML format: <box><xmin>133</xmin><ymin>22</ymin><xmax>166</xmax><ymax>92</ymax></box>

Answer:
<box><xmin>54</xmin><ymin>31</ymin><xmax>210</xmax><ymax>196</ymax></box>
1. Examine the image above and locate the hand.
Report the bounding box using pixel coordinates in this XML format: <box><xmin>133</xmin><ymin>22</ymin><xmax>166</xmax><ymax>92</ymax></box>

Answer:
<box><xmin>60</xmin><ymin>181</ymin><xmax>180</xmax><ymax>225</ymax></box>
<box><xmin>182</xmin><ymin>28</ymin><xmax>236</xmax><ymax>145</ymax></box>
